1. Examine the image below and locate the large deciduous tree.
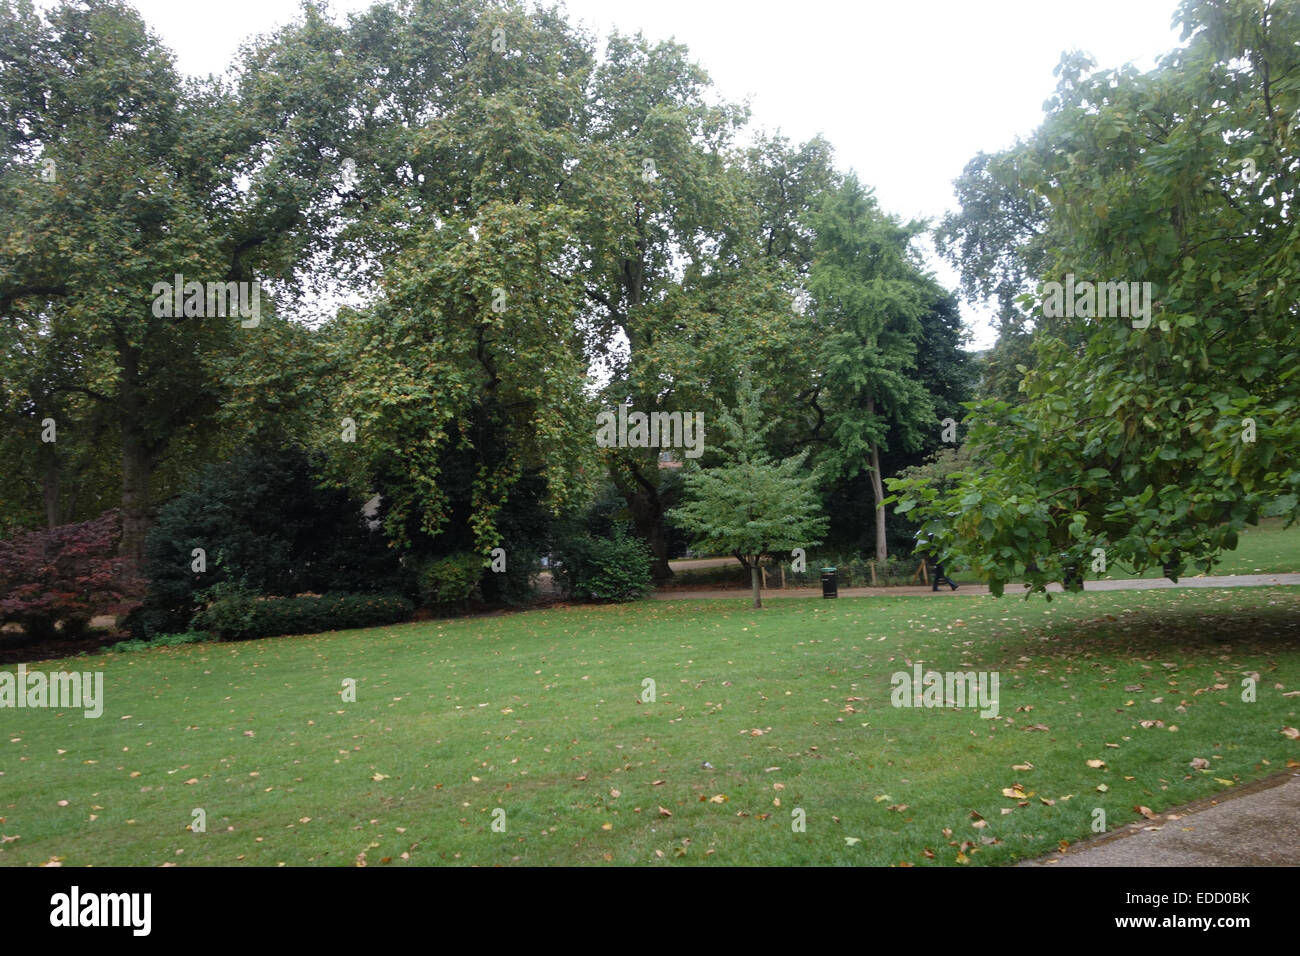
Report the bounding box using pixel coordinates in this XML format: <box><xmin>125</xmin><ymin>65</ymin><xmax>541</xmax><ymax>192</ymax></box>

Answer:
<box><xmin>891</xmin><ymin>0</ymin><xmax>1300</xmax><ymax>595</ymax></box>
<box><xmin>0</xmin><ymin>0</ymin><xmax>351</xmax><ymax>558</ymax></box>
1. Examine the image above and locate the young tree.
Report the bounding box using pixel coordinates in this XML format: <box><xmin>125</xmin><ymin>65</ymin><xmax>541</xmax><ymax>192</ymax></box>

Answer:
<box><xmin>670</xmin><ymin>376</ymin><xmax>828</xmax><ymax>609</ymax></box>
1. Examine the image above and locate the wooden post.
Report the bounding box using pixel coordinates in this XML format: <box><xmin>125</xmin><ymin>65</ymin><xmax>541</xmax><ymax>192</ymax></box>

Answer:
<box><xmin>869</xmin><ymin>560</ymin><xmax>878</xmax><ymax>586</ymax></box>
<box><xmin>761</xmin><ymin>564</ymin><xmax>768</xmax><ymax>590</ymax></box>
<box><xmin>780</xmin><ymin>563</ymin><xmax>786</xmax><ymax>589</ymax></box>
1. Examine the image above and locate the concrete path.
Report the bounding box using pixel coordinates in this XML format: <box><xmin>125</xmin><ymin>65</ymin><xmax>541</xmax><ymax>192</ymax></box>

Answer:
<box><xmin>652</xmin><ymin>572</ymin><xmax>1300</xmax><ymax>601</ymax></box>
<box><xmin>1018</xmin><ymin>771</ymin><xmax>1300</xmax><ymax>866</ymax></box>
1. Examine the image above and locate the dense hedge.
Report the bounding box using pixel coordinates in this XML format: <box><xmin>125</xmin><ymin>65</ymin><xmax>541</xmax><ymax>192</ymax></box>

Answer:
<box><xmin>134</xmin><ymin>445</ymin><xmax>407</xmax><ymax>637</ymax></box>
<box><xmin>191</xmin><ymin>592</ymin><xmax>413</xmax><ymax>641</ymax></box>
<box><xmin>552</xmin><ymin>525</ymin><xmax>654</xmax><ymax>602</ymax></box>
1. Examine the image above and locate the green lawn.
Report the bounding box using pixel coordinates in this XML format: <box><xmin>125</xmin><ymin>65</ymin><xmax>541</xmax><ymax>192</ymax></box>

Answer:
<box><xmin>1097</xmin><ymin>517</ymin><xmax>1300</xmax><ymax>580</ymax></box>
<box><xmin>2</xmin><ymin>587</ymin><xmax>1298</xmax><ymax>866</ymax></box>
<box><xmin>938</xmin><ymin>516</ymin><xmax>1300</xmax><ymax>586</ymax></box>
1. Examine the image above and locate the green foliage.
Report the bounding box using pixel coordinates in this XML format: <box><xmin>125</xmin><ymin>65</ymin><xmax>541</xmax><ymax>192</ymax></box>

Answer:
<box><xmin>416</xmin><ymin>552</ymin><xmax>484</xmax><ymax>609</ymax></box>
<box><xmin>111</xmin><ymin>630</ymin><xmax>213</xmax><ymax>654</ymax></box>
<box><xmin>671</xmin><ymin>375</ymin><xmax>828</xmax><ymax>606</ymax></box>
<box><xmin>552</xmin><ymin>525</ymin><xmax>655</xmax><ymax>603</ymax></box>
<box><xmin>0</xmin><ymin>0</ymin><xmax>351</xmax><ymax>557</ymax></box>
<box><xmin>136</xmin><ymin>446</ymin><xmax>405</xmax><ymax>637</ymax></box>
<box><xmin>894</xmin><ymin>0</ymin><xmax>1300</xmax><ymax>596</ymax></box>
<box><xmin>191</xmin><ymin>592</ymin><xmax>413</xmax><ymax>642</ymax></box>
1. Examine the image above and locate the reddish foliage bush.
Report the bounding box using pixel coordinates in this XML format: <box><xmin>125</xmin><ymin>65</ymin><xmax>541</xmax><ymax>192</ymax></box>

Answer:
<box><xmin>0</xmin><ymin>510</ymin><xmax>144</xmax><ymax>642</ymax></box>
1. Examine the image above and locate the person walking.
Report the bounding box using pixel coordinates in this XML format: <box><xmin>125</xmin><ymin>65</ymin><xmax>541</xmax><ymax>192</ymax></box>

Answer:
<box><xmin>915</xmin><ymin>530</ymin><xmax>958</xmax><ymax>591</ymax></box>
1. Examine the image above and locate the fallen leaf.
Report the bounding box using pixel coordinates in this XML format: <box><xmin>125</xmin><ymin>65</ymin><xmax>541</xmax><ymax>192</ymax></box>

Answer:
<box><xmin>844</xmin><ymin>837</ymin><xmax>861</xmax><ymax>846</ymax></box>
<box><xmin>709</xmin><ymin>794</ymin><xmax>728</xmax><ymax>804</ymax></box>
<box><xmin>1190</xmin><ymin>757</ymin><xmax>1210</xmax><ymax>769</ymax></box>
<box><xmin>1281</xmin><ymin>727</ymin><xmax>1299</xmax><ymax>740</ymax></box>
<box><xmin>1086</xmin><ymin>759</ymin><xmax>1106</xmax><ymax>769</ymax></box>
<box><xmin>1001</xmin><ymin>785</ymin><xmax>1027</xmax><ymax>799</ymax></box>
<box><xmin>1096</xmin><ymin>784</ymin><xmax>1109</xmax><ymax>792</ymax></box>
<box><xmin>657</xmin><ymin>807</ymin><xmax>672</xmax><ymax>818</ymax></box>
<box><xmin>601</xmin><ymin>823</ymin><xmax>612</xmax><ymax>830</ymax></box>
<box><xmin>1134</xmin><ymin>806</ymin><xmax>1158</xmax><ymax>820</ymax></box>
<box><xmin>609</xmin><ymin>789</ymin><xmax>620</xmax><ymax>799</ymax></box>
<box><xmin>1011</xmin><ymin>762</ymin><xmax>1034</xmax><ymax>771</ymax></box>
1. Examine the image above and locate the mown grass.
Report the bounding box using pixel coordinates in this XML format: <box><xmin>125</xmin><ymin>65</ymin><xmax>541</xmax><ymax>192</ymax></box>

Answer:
<box><xmin>1097</xmin><ymin>516</ymin><xmax>1300</xmax><ymax>580</ymax></box>
<box><xmin>667</xmin><ymin>518</ymin><xmax>1300</xmax><ymax>590</ymax></box>
<box><xmin>2</xmin><ymin>587</ymin><xmax>1298</xmax><ymax>866</ymax></box>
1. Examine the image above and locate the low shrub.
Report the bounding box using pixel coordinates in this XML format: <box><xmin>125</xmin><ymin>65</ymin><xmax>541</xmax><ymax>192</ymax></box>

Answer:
<box><xmin>416</xmin><ymin>552</ymin><xmax>484</xmax><ymax>609</ymax></box>
<box><xmin>0</xmin><ymin>510</ymin><xmax>143</xmax><ymax>642</ymax></box>
<box><xmin>553</xmin><ymin>526</ymin><xmax>654</xmax><ymax>602</ymax></box>
<box><xmin>111</xmin><ymin>631</ymin><xmax>214</xmax><ymax>654</ymax></box>
<box><xmin>191</xmin><ymin>592</ymin><xmax>414</xmax><ymax>641</ymax></box>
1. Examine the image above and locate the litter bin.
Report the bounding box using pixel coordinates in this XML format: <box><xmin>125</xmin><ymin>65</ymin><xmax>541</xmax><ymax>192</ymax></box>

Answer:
<box><xmin>821</xmin><ymin>567</ymin><xmax>837</xmax><ymax>598</ymax></box>
<box><xmin>1060</xmin><ymin>553</ymin><xmax>1083</xmax><ymax>591</ymax></box>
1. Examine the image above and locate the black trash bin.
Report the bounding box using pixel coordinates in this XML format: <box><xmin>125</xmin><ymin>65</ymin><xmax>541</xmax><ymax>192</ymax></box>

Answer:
<box><xmin>821</xmin><ymin>567</ymin><xmax>837</xmax><ymax>598</ymax></box>
<box><xmin>1060</xmin><ymin>552</ymin><xmax>1083</xmax><ymax>591</ymax></box>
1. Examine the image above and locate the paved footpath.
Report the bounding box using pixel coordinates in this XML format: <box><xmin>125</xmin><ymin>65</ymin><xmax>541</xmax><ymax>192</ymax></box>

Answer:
<box><xmin>1017</xmin><ymin>771</ymin><xmax>1300</xmax><ymax>866</ymax></box>
<box><xmin>652</xmin><ymin>572</ymin><xmax>1300</xmax><ymax>601</ymax></box>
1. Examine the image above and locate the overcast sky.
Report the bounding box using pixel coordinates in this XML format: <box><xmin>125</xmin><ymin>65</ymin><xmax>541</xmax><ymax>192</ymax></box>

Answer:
<box><xmin>83</xmin><ymin>0</ymin><xmax>1188</xmax><ymax>348</ymax></box>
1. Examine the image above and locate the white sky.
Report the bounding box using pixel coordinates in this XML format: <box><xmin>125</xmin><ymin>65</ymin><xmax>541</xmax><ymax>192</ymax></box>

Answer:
<box><xmin>86</xmin><ymin>0</ymin><xmax>1188</xmax><ymax>349</ymax></box>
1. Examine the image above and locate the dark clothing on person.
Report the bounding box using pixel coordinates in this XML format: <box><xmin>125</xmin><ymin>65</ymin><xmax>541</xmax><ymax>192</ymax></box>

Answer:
<box><xmin>931</xmin><ymin>558</ymin><xmax>958</xmax><ymax>591</ymax></box>
<box><xmin>915</xmin><ymin>530</ymin><xmax>958</xmax><ymax>591</ymax></box>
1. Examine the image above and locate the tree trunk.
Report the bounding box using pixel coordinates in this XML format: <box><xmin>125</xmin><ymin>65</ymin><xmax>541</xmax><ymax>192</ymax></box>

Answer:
<box><xmin>622</xmin><ymin>463</ymin><xmax>674</xmax><ymax>582</ymax></box>
<box><xmin>118</xmin><ymin>344</ymin><xmax>155</xmax><ymax>564</ymax></box>
<box><xmin>750</xmin><ymin>562</ymin><xmax>762</xmax><ymax>609</ymax></box>
<box><xmin>41</xmin><ymin>450</ymin><xmax>59</xmax><ymax>530</ymax></box>
<box><xmin>120</xmin><ymin>424</ymin><xmax>154</xmax><ymax>564</ymax></box>
<box><xmin>869</xmin><ymin>443</ymin><xmax>887</xmax><ymax>564</ymax></box>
